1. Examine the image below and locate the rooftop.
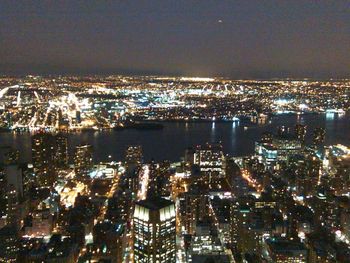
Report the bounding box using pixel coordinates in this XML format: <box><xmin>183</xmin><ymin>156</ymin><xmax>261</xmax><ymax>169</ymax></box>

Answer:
<box><xmin>267</xmin><ymin>238</ymin><xmax>306</xmax><ymax>254</ymax></box>
<box><xmin>136</xmin><ymin>196</ymin><xmax>174</xmax><ymax>210</ymax></box>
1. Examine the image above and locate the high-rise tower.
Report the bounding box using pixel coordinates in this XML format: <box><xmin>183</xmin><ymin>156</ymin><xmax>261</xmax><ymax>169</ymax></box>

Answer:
<box><xmin>133</xmin><ymin>197</ymin><xmax>176</xmax><ymax>263</ymax></box>
<box><xmin>74</xmin><ymin>144</ymin><xmax>93</xmax><ymax>178</ymax></box>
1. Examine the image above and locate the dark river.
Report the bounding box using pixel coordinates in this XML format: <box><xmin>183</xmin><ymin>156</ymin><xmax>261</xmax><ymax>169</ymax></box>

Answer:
<box><xmin>1</xmin><ymin>113</ymin><xmax>350</xmax><ymax>163</ymax></box>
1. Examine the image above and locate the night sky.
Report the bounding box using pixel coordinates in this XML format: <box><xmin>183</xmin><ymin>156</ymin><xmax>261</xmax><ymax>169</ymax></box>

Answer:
<box><xmin>1</xmin><ymin>1</ymin><xmax>349</xmax><ymax>78</ymax></box>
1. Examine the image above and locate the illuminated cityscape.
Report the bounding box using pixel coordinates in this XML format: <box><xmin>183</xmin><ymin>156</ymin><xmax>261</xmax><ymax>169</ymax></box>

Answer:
<box><xmin>0</xmin><ymin>75</ymin><xmax>349</xmax><ymax>262</ymax></box>
<box><xmin>0</xmin><ymin>76</ymin><xmax>350</xmax><ymax>132</ymax></box>
<box><xmin>1</xmin><ymin>1</ymin><xmax>350</xmax><ymax>262</ymax></box>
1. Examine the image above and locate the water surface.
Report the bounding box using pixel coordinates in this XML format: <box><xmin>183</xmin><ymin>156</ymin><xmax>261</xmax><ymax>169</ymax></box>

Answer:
<box><xmin>1</xmin><ymin>113</ymin><xmax>349</xmax><ymax>163</ymax></box>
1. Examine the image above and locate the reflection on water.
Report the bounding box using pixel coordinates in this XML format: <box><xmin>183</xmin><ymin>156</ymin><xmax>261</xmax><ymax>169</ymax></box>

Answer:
<box><xmin>0</xmin><ymin>113</ymin><xmax>349</xmax><ymax>162</ymax></box>
<box><xmin>326</xmin><ymin>112</ymin><xmax>335</xmax><ymax>120</ymax></box>
<box><xmin>211</xmin><ymin>122</ymin><xmax>216</xmax><ymax>143</ymax></box>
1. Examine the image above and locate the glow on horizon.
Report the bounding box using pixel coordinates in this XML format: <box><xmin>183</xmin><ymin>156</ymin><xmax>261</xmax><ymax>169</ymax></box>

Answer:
<box><xmin>180</xmin><ymin>77</ymin><xmax>215</xmax><ymax>82</ymax></box>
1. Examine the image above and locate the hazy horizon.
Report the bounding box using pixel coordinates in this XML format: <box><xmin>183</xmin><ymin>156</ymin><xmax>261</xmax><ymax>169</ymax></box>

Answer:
<box><xmin>1</xmin><ymin>1</ymin><xmax>349</xmax><ymax>79</ymax></box>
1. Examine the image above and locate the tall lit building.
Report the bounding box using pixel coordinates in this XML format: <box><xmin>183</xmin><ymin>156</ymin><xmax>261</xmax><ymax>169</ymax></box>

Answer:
<box><xmin>0</xmin><ymin>225</ymin><xmax>18</xmax><ymax>262</ymax></box>
<box><xmin>74</xmin><ymin>144</ymin><xmax>93</xmax><ymax>178</ymax></box>
<box><xmin>1</xmin><ymin>164</ymin><xmax>23</xmax><ymax>229</ymax></box>
<box><xmin>0</xmin><ymin>169</ymin><xmax>7</xmax><ymax>228</ymax></box>
<box><xmin>295</xmin><ymin>124</ymin><xmax>307</xmax><ymax>143</ymax></box>
<box><xmin>125</xmin><ymin>146</ymin><xmax>143</xmax><ymax>195</ymax></box>
<box><xmin>31</xmin><ymin>133</ymin><xmax>56</xmax><ymax>186</ymax></box>
<box><xmin>31</xmin><ymin>133</ymin><xmax>69</xmax><ymax>185</ymax></box>
<box><xmin>182</xmin><ymin>187</ymin><xmax>209</xmax><ymax>235</ymax></box>
<box><xmin>125</xmin><ymin>146</ymin><xmax>143</xmax><ymax>171</ymax></box>
<box><xmin>5</xmin><ymin>184</ymin><xmax>19</xmax><ymax>228</ymax></box>
<box><xmin>147</xmin><ymin>161</ymin><xmax>171</xmax><ymax>198</ymax></box>
<box><xmin>55</xmin><ymin>133</ymin><xmax>68</xmax><ymax>168</ymax></box>
<box><xmin>0</xmin><ymin>169</ymin><xmax>19</xmax><ymax>228</ymax></box>
<box><xmin>4</xmin><ymin>164</ymin><xmax>23</xmax><ymax>199</ymax></box>
<box><xmin>193</xmin><ymin>143</ymin><xmax>224</xmax><ymax>187</ymax></box>
<box><xmin>133</xmin><ymin>197</ymin><xmax>176</xmax><ymax>263</ymax></box>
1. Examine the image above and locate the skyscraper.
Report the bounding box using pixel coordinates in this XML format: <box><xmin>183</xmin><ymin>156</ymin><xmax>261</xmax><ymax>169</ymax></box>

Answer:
<box><xmin>182</xmin><ymin>187</ymin><xmax>208</xmax><ymax>235</ymax></box>
<box><xmin>5</xmin><ymin>184</ymin><xmax>18</xmax><ymax>228</ymax></box>
<box><xmin>4</xmin><ymin>164</ymin><xmax>23</xmax><ymax>199</ymax></box>
<box><xmin>295</xmin><ymin>124</ymin><xmax>307</xmax><ymax>143</ymax></box>
<box><xmin>55</xmin><ymin>133</ymin><xmax>68</xmax><ymax>168</ymax></box>
<box><xmin>133</xmin><ymin>197</ymin><xmax>176</xmax><ymax>263</ymax></box>
<box><xmin>31</xmin><ymin>133</ymin><xmax>56</xmax><ymax>186</ymax></box>
<box><xmin>74</xmin><ymin>144</ymin><xmax>93</xmax><ymax>178</ymax></box>
<box><xmin>193</xmin><ymin>143</ymin><xmax>224</xmax><ymax>187</ymax></box>
<box><xmin>125</xmin><ymin>146</ymin><xmax>143</xmax><ymax>195</ymax></box>
<box><xmin>0</xmin><ymin>225</ymin><xmax>18</xmax><ymax>262</ymax></box>
<box><xmin>125</xmin><ymin>146</ymin><xmax>143</xmax><ymax>172</ymax></box>
<box><xmin>147</xmin><ymin>160</ymin><xmax>171</xmax><ymax>198</ymax></box>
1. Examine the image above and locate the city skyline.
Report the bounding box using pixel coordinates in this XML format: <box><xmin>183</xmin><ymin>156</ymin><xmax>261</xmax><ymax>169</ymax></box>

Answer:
<box><xmin>0</xmin><ymin>75</ymin><xmax>350</xmax><ymax>262</ymax></box>
<box><xmin>1</xmin><ymin>1</ymin><xmax>350</xmax><ymax>262</ymax></box>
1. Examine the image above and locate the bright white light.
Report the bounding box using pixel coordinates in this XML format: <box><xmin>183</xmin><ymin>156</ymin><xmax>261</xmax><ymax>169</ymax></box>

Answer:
<box><xmin>180</xmin><ymin>77</ymin><xmax>215</xmax><ymax>82</ymax></box>
<box><xmin>299</xmin><ymin>104</ymin><xmax>308</xmax><ymax>110</ymax></box>
<box><xmin>274</xmin><ymin>99</ymin><xmax>291</xmax><ymax>105</ymax></box>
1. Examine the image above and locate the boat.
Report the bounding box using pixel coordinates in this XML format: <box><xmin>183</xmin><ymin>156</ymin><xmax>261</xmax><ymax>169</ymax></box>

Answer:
<box><xmin>113</xmin><ymin>122</ymin><xmax>164</xmax><ymax>131</ymax></box>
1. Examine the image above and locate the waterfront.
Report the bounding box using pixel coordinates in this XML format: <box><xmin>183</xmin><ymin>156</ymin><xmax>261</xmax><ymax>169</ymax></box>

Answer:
<box><xmin>1</xmin><ymin>113</ymin><xmax>349</xmax><ymax>163</ymax></box>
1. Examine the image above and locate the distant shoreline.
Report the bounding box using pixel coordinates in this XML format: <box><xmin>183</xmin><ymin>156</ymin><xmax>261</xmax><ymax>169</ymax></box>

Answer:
<box><xmin>1</xmin><ymin>111</ymin><xmax>347</xmax><ymax>134</ymax></box>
